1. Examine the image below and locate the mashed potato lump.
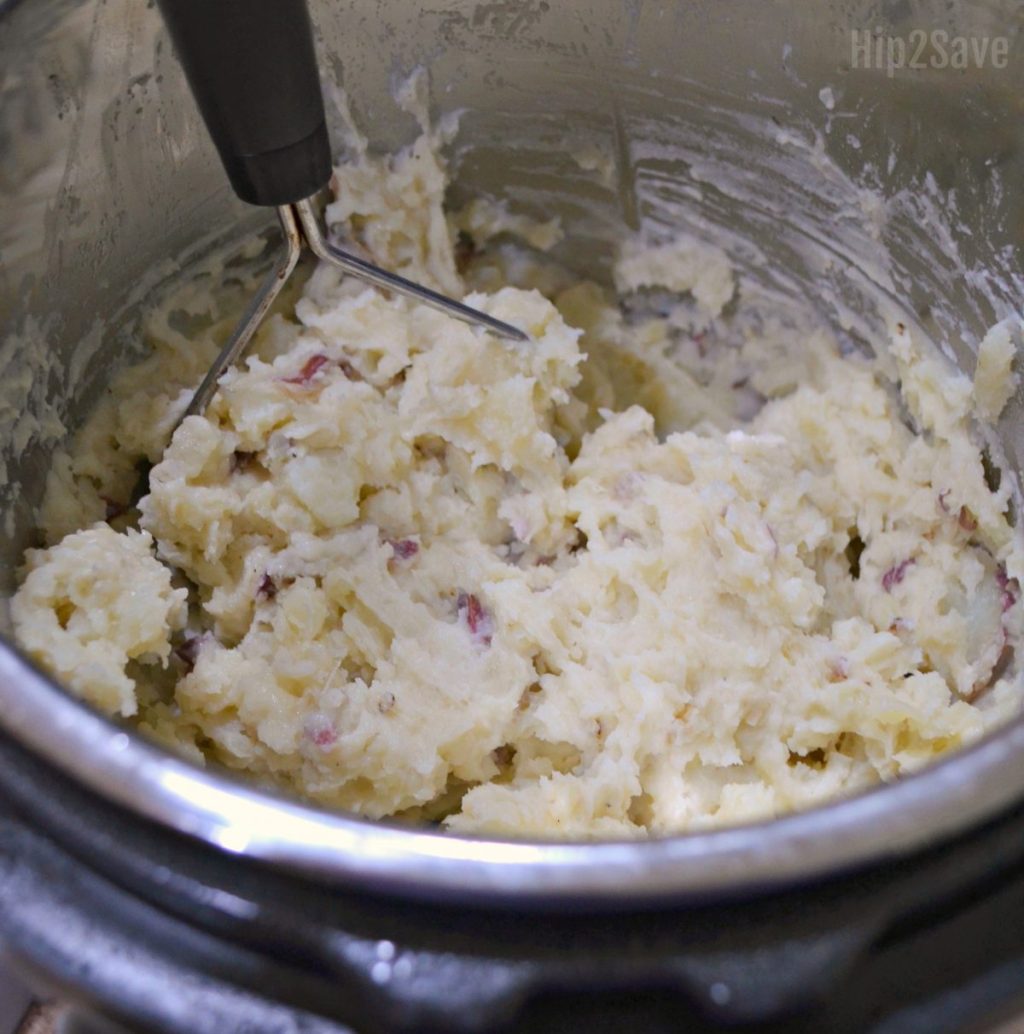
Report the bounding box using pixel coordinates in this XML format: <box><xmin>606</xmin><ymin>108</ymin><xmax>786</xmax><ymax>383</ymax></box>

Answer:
<box><xmin>11</xmin><ymin>121</ymin><xmax>1024</xmax><ymax>837</ymax></box>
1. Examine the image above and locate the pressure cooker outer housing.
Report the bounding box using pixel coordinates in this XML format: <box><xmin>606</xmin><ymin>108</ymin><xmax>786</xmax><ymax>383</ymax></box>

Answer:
<box><xmin>1</xmin><ymin>0</ymin><xmax>1023</xmax><ymax>1030</ymax></box>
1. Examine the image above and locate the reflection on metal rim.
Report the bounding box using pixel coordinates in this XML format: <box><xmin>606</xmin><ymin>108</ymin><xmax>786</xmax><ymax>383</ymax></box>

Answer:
<box><xmin>1</xmin><ymin>636</ymin><xmax>1023</xmax><ymax>906</ymax></box>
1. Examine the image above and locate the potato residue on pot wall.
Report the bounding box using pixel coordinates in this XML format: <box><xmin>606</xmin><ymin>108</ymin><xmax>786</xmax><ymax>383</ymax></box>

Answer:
<box><xmin>11</xmin><ymin>110</ymin><xmax>1024</xmax><ymax>838</ymax></box>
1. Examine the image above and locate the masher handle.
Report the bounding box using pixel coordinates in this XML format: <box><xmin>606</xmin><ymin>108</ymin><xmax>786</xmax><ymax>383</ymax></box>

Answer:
<box><xmin>156</xmin><ymin>0</ymin><xmax>332</xmax><ymax>206</ymax></box>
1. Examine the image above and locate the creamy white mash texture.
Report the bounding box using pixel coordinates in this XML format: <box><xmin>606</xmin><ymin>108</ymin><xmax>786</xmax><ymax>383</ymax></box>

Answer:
<box><xmin>12</xmin><ymin>122</ymin><xmax>1024</xmax><ymax>837</ymax></box>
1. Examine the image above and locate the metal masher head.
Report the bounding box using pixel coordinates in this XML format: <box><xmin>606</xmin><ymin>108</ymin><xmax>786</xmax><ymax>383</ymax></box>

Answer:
<box><xmin>157</xmin><ymin>0</ymin><xmax>527</xmax><ymax>428</ymax></box>
<box><xmin>183</xmin><ymin>198</ymin><xmax>528</xmax><ymax>421</ymax></box>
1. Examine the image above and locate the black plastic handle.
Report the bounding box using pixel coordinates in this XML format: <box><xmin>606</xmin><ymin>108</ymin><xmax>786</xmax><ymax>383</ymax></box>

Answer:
<box><xmin>157</xmin><ymin>0</ymin><xmax>332</xmax><ymax>207</ymax></box>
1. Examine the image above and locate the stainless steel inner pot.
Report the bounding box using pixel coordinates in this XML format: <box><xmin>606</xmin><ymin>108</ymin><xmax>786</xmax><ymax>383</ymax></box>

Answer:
<box><xmin>0</xmin><ymin>0</ymin><xmax>1022</xmax><ymax>904</ymax></box>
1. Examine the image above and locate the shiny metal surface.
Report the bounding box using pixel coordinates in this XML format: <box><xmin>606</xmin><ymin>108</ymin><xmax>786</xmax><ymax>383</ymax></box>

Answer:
<box><xmin>294</xmin><ymin>197</ymin><xmax>528</xmax><ymax>341</ymax></box>
<box><xmin>182</xmin><ymin>205</ymin><xmax>304</xmax><ymax>420</ymax></box>
<box><xmin>0</xmin><ymin>0</ymin><xmax>1022</xmax><ymax>902</ymax></box>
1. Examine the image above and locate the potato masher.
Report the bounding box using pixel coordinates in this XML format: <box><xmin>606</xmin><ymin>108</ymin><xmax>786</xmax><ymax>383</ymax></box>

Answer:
<box><xmin>156</xmin><ymin>0</ymin><xmax>527</xmax><ymax>422</ymax></box>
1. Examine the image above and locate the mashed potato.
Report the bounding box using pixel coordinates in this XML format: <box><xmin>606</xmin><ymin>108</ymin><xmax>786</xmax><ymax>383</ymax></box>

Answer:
<box><xmin>11</xmin><ymin>121</ymin><xmax>1024</xmax><ymax>837</ymax></box>
<box><xmin>12</xmin><ymin>525</ymin><xmax>186</xmax><ymax>719</ymax></box>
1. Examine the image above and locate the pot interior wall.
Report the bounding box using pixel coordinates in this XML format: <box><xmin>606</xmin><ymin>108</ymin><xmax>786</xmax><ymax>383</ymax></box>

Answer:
<box><xmin>0</xmin><ymin>0</ymin><xmax>1021</xmax><ymax>617</ymax></box>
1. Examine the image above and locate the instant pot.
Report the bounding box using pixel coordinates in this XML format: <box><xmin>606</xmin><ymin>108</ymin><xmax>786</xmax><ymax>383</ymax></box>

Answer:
<box><xmin>1</xmin><ymin>1</ymin><xmax>1024</xmax><ymax>1031</ymax></box>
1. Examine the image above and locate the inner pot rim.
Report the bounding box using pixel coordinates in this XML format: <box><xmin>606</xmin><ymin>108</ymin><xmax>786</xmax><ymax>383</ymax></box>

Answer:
<box><xmin>1</xmin><ymin>635</ymin><xmax>1022</xmax><ymax>906</ymax></box>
